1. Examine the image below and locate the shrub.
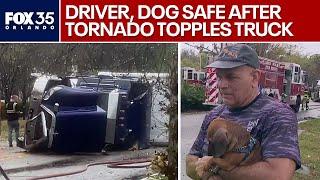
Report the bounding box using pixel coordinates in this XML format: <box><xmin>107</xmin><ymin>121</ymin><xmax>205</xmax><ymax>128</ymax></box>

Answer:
<box><xmin>181</xmin><ymin>82</ymin><xmax>211</xmax><ymax>112</ymax></box>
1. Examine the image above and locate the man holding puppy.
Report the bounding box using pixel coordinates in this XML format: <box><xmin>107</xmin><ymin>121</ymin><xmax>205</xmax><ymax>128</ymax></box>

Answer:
<box><xmin>186</xmin><ymin>44</ymin><xmax>300</xmax><ymax>180</ymax></box>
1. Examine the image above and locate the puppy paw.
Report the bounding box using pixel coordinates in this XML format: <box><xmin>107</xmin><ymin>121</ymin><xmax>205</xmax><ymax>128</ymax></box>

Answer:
<box><xmin>195</xmin><ymin>156</ymin><xmax>214</xmax><ymax>177</ymax></box>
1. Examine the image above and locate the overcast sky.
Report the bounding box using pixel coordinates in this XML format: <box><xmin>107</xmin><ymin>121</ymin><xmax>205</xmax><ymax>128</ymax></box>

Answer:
<box><xmin>294</xmin><ymin>43</ymin><xmax>320</xmax><ymax>55</ymax></box>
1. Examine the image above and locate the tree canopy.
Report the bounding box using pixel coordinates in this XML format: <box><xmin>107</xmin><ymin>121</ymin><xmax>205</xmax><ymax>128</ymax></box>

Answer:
<box><xmin>0</xmin><ymin>43</ymin><xmax>176</xmax><ymax>101</ymax></box>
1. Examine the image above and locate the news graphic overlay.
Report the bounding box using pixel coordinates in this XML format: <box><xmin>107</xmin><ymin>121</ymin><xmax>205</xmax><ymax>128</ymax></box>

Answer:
<box><xmin>61</xmin><ymin>0</ymin><xmax>320</xmax><ymax>42</ymax></box>
<box><xmin>0</xmin><ymin>0</ymin><xmax>59</xmax><ymax>41</ymax></box>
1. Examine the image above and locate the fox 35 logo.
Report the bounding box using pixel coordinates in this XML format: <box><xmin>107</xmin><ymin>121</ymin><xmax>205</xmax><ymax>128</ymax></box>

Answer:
<box><xmin>5</xmin><ymin>12</ymin><xmax>55</xmax><ymax>30</ymax></box>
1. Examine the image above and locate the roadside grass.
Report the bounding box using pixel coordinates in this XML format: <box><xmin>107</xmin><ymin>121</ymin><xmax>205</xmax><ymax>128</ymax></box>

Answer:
<box><xmin>0</xmin><ymin>119</ymin><xmax>26</xmax><ymax>142</ymax></box>
<box><xmin>294</xmin><ymin>119</ymin><xmax>320</xmax><ymax>180</ymax></box>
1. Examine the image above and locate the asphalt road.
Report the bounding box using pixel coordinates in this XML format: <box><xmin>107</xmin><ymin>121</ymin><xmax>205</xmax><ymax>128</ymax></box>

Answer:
<box><xmin>8</xmin><ymin>163</ymin><xmax>149</xmax><ymax>180</ymax></box>
<box><xmin>0</xmin><ymin>144</ymin><xmax>164</xmax><ymax>180</ymax></box>
<box><xmin>180</xmin><ymin>101</ymin><xmax>320</xmax><ymax>180</ymax></box>
<box><xmin>181</xmin><ymin>112</ymin><xmax>206</xmax><ymax>180</ymax></box>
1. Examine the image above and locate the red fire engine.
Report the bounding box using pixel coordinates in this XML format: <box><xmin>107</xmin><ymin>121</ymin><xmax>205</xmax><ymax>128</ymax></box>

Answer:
<box><xmin>182</xmin><ymin>67</ymin><xmax>206</xmax><ymax>85</ymax></box>
<box><xmin>205</xmin><ymin>57</ymin><xmax>308</xmax><ymax>108</ymax></box>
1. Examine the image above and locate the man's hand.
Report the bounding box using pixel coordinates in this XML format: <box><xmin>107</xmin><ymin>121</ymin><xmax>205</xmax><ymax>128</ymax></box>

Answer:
<box><xmin>187</xmin><ymin>155</ymin><xmax>223</xmax><ymax>180</ymax></box>
<box><xmin>195</xmin><ymin>156</ymin><xmax>213</xmax><ymax>177</ymax></box>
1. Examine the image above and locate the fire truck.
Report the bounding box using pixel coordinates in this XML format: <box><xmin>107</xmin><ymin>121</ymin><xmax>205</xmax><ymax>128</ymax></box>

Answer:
<box><xmin>205</xmin><ymin>57</ymin><xmax>308</xmax><ymax>110</ymax></box>
<box><xmin>182</xmin><ymin>67</ymin><xmax>206</xmax><ymax>85</ymax></box>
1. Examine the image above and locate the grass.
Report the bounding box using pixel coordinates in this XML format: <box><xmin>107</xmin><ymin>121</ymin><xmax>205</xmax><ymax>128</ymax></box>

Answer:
<box><xmin>294</xmin><ymin>119</ymin><xmax>320</xmax><ymax>180</ymax></box>
<box><xmin>0</xmin><ymin>119</ymin><xmax>26</xmax><ymax>142</ymax></box>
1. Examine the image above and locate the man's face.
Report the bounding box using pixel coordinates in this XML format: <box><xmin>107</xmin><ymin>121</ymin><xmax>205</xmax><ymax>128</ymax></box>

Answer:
<box><xmin>216</xmin><ymin>65</ymin><xmax>259</xmax><ymax>108</ymax></box>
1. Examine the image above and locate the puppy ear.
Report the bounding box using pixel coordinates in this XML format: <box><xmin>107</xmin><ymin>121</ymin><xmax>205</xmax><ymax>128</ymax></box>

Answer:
<box><xmin>208</xmin><ymin>142</ymin><xmax>215</xmax><ymax>156</ymax></box>
<box><xmin>227</xmin><ymin>136</ymin><xmax>238</xmax><ymax>151</ymax></box>
<box><xmin>209</xmin><ymin>128</ymin><xmax>228</xmax><ymax>157</ymax></box>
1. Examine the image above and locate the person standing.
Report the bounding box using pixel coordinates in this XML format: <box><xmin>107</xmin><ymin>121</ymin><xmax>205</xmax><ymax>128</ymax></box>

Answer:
<box><xmin>6</xmin><ymin>96</ymin><xmax>20</xmax><ymax>147</ymax></box>
<box><xmin>302</xmin><ymin>91</ymin><xmax>310</xmax><ymax>110</ymax></box>
<box><xmin>295</xmin><ymin>95</ymin><xmax>302</xmax><ymax>112</ymax></box>
<box><xmin>186</xmin><ymin>44</ymin><xmax>300</xmax><ymax>180</ymax></box>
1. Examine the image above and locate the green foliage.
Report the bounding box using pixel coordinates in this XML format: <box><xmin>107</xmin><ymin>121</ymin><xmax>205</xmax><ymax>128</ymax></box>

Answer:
<box><xmin>294</xmin><ymin>119</ymin><xmax>320</xmax><ymax>180</ymax></box>
<box><xmin>181</xmin><ymin>49</ymin><xmax>200</xmax><ymax>69</ymax></box>
<box><xmin>181</xmin><ymin>49</ymin><xmax>209</xmax><ymax>70</ymax></box>
<box><xmin>303</xmin><ymin>55</ymin><xmax>320</xmax><ymax>86</ymax></box>
<box><xmin>181</xmin><ymin>82</ymin><xmax>210</xmax><ymax>112</ymax></box>
<box><xmin>200</xmin><ymin>53</ymin><xmax>209</xmax><ymax>69</ymax></box>
<box><xmin>181</xmin><ymin>58</ymin><xmax>198</xmax><ymax>69</ymax></box>
<box><xmin>147</xmin><ymin>173</ymin><xmax>168</xmax><ymax>180</ymax></box>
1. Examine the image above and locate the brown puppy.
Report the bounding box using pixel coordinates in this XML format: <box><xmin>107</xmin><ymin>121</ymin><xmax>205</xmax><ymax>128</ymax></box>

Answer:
<box><xmin>202</xmin><ymin>117</ymin><xmax>261</xmax><ymax>179</ymax></box>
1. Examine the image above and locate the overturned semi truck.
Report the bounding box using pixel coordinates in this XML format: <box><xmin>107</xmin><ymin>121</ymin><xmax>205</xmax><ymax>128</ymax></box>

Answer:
<box><xmin>18</xmin><ymin>73</ymin><xmax>169</xmax><ymax>153</ymax></box>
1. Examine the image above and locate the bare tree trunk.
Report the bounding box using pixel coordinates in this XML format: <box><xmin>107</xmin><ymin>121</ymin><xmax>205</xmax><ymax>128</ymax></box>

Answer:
<box><xmin>0</xmin><ymin>91</ymin><xmax>2</xmax><ymax>136</ymax></box>
<box><xmin>167</xmin><ymin>47</ymin><xmax>178</xmax><ymax>180</ymax></box>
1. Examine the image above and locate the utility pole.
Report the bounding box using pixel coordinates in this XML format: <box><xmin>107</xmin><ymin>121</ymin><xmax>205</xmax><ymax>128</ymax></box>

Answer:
<box><xmin>199</xmin><ymin>43</ymin><xmax>204</xmax><ymax>70</ymax></box>
<box><xmin>199</xmin><ymin>54</ymin><xmax>202</xmax><ymax>70</ymax></box>
<box><xmin>0</xmin><ymin>90</ymin><xmax>2</xmax><ymax>136</ymax></box>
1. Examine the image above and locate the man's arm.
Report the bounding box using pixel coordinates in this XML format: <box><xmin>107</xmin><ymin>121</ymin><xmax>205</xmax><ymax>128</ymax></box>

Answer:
<box><xmin>186</xmin><ymin>106</ymin><xmax>226</xmax><ymax>179</ymax></box>
<box><xmin>219</xmin><ymin>158</ymin><xmax>296</xmax><ymax>180</ymax></box>
<box><xmin>186</xmin><ymin>112</ymin><xmax>210</xmax><ymax>179</ymax></box>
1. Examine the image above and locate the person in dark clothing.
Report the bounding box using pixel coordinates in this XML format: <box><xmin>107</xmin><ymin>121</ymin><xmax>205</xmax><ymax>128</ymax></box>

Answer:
<box><xmin>6</xmin><ymin>97</ymin><xmax>20</xmax><ymax>147</ymax></box>
<box><xmin>295</xmin><ymin>95</ymin><xmax>302</xmax><ymax>113</ymax></box>
<box><xmin>302</xmin><ymin>92</ymin><xmax>310</xmax><ymax>110</ymax></box>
